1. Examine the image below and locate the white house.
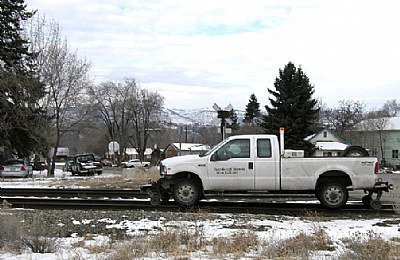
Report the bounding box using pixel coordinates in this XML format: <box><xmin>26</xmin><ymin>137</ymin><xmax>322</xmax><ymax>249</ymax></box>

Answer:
<box><xmin>306</xmin><ymin>129</ymin><xmax>348</xmax><ymax>157</ymax></box>
<box><xmin>125</xmin><ymin>148</ymin><xmax>153</xmax><ymax>161</ymax></box>
<box><xmin>165</xmin><ymin>143</ymin><xmax>210</xmax><ymax>158</ymax></box>
<box><xmin>353</xmin><ymin>116</ymin><xmax>400</xmax><ymax>169</ymax></box>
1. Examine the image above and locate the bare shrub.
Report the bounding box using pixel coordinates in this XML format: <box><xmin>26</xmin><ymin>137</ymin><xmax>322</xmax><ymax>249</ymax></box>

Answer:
<box><xmin>108</xmin><ymin>238</ymin><xmax>149</xmax><ymax>260</ymax></box>
<box><xmin>180</xmin><ymin>221</ymin><xmax>207</xmax><ymax>251</ymax></box>
<box><xmin>272</xmin><ymin>232</ymin><xmax>315</xmax><ymax>258</ymax></box>
<box><xmin>0</xmin><ymin>211</ymin><xmax>58</xmax><ymax>254</ymax></box>
<box><xmin>0</xmin><ymin>213</ymin><xmax>24</xmax><ymax>252</ymax></box>
<box><xmin>269</xmin><ymin>227</ymin><xmax>334</xmax><ymax>259</ymax></box>
<box><xmin>340</xmin><ymin>231</ymin><xmax>400</xmax><ymax>260</ymax></box>
<box><xmin>151</xmin><ymin>227</ymin><xmax>183</xmax><ymax>254</ymax></box>
<box><xmin>212</xmin><ymin>228</ymin><xmax>259</xmax><ymax>257</ymax></box>
<box><xmin>21</xmin><ymin>212</ymin><xmax>57</xmax><ymax>253</ymax></box>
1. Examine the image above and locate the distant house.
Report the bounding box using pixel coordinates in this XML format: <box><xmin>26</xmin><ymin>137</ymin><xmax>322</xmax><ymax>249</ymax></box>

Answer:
<box><xmin>306</xmin><ymin>129</ymin><xmax>348</xmax><ymax>157</ymax></box>
<box><xmin>352</xmin><ymin>117</ymin><xmax>400</xmax><ymax>169</ymax></box>
<box><xmin>165</xmin><ymin>143</ymin><xmax>210</xmax><ymax>158</ymax></box>
<box><xmin>49</xmin><ymin>147</ymin><xmax>70</xmax><ymax>162</ymax></box>
<box><xmin>125</xmin><ymin>148</ymin><xmax>153</xmax><ymax>161</ymax></box>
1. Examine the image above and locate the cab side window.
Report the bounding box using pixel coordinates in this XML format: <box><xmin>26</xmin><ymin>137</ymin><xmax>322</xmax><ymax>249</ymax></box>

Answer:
<box><xmin>257</xmin><ymin>139</ymin><xmax>271</xmax><ymax>158</ymax></box>
<box><xmin>216</xmin><ymin>139</ymin><xmax>250</xmax><ymax>160</ymax></box>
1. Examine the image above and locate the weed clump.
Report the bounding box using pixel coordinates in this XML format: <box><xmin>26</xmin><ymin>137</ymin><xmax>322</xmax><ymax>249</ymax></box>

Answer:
<box><xmin>340</xmin><ymin>231</ymin><xmax>400</xmax><ymax>260</ymax></box>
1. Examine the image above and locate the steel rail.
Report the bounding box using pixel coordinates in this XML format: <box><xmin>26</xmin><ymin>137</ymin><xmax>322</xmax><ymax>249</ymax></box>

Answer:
<box><xmin>0</xmin><ymin>187</ymin><xmax>320</xmax><ymax>200</ymax></box>
<box><xmin>1</xmin><ymin>187</ymin><xmax>397</xmax><ymax>216</ymax></box>
<box><xmin>0</xmin><ymin>187</ymin><xmax>146</xmax><ymax>199</ymax></box>
<box><xmin>1</xmin><ymin>196</ymin><xmax>397</xmax><ymax>217</ymax></box>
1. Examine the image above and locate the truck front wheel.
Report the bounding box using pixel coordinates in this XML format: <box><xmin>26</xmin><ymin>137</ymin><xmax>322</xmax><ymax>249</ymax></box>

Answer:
<box><xmin>172</xmin><ymin>180</ymin><xmax>200</xmax><ymax>206</ymax></box>
<box><xmin>319</xmin><ymin>182</ymin><xmax>348</xmax><ymax>209</ymax></box>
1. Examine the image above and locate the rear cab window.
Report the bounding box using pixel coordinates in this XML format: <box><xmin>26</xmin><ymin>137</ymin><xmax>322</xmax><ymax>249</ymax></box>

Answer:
<box><xmin>257</xmin><ymin>138</ymin><xmax>272</xmax><ymax>158</ymax></box>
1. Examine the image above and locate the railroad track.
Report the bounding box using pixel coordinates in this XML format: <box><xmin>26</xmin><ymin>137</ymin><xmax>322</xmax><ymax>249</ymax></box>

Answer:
<box><xmin>1</xmin><ymin>187</ymin><xmax>397</xmax><ymax>217</ymax></box>
<box><xmin>0</xmin><ymin>187</ymin><xmax>146</xmax><ymax>199</ymax></box>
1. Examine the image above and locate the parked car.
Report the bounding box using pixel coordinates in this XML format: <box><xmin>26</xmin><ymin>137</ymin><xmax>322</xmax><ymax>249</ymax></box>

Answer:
<box><xmin>0</xmin><ymin>159</ymin><xmax>32</xmax><ymax>178</ymax></box>
<box><xmin>63</xmin><ymin>160</ymin><xmax>74</xmax><ymax>172</ymax></box>
<box><xmin>121</xmin><ymin>159</ymin><xmax>142</xmax><ymax>168</ymax></box>
<box><xmin>100</xmin><ymin>159</ymin><xmax>113</xmax><ymax>167</ymax></box>
<box><xmin>30</xmin><ymin>161</ymin><xmax>48</xmax><ymax>171</ymax></box>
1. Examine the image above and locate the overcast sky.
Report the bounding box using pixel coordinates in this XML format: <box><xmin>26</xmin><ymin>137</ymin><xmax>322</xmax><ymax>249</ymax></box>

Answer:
<box><xmin>25</xmin><ymin>0</ymin><xmax>400</xmax><ymax>111</ymax></box>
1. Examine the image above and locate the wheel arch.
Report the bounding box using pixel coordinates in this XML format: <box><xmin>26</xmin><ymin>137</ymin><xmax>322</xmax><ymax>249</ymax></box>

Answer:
<box><xmin>167</xmin><ymin>171</ymin><xmax>205</xmax><ymax>197</ymax></box>
<box><xmin>316</xmin><ymin>170</ymin><xmax>352</xmax><ymax>191</ymax></box>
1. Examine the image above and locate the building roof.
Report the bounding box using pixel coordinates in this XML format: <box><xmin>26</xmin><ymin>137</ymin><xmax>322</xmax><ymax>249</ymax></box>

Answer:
<box><xmin>357</xmin><ymin>116</ymin><xmax>400</xmax><ymax>131</ymax></box>
<box><xmin>125</xmin><ymin>148</ymin><xmax>153</xmax><ymax>155</ymax></box>
<box><xmin>171</xmin><ymin>143</ymin><xmax>210</xmax><ymax>151</ymax></box>
<box><xmin>382</xmin><ymin>117</ymin><xmax>400</xmax><ymax>130</ymax></box>
<box><xmin>305</xmin><ymin>129</ymin><xmax>344</xmax><ymax>143</ymax></box>
<box><xmin>315</xmin><ymin>141</ymin><xmax>348</xmax><ymax>151</ymax></box>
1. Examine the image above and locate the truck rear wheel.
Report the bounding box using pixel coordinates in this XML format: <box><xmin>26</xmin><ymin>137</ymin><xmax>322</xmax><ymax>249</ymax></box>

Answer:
<box><xmin>319</xmin><ymin>182</ymin><xmax>348</xmax><ymax>209</ymax></box>
<box><xmin>173</xmin><ymin>180</ymin><xmax>200</xmax><ymax>206</ymax></box>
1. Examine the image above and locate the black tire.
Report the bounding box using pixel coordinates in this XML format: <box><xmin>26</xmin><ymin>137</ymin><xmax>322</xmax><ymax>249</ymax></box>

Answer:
<box><xmin>172</xmin><ymin>179</ymin><xmax>200</xmax><ymax>206</ymax></box>
<box><xmin>341</xmin><ymin>146</ymin><xmax>369</xmax><ymax>157</ymax></box>
<box><xmin>161</xmin><ymin>192</ymin><xmax>171</xmax><ymax>203</ymax></box>
<box><xmin>319</xmin><ymin>182</ymin><xmax>348</xmax><ymax>209</ymax></box>
<box><xmin>362</xmin><ymin>195</ymin><xmax>373</xmax><ymax>207</ymax></box>
<box><xmin>370</xmin><ymin>200</ymin><xmax>382</xmax><ymax>210</ymax></box>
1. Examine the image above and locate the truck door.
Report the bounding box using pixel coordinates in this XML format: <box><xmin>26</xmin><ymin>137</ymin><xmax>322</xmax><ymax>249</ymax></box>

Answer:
<box><xmin>207</xmin><ymin>137</ymin><xmax>255</xmax><ymax>190</ymax></box>
<box><xmin>254</xmin><ymin>138</ymin><xmax>278</xmax><ymax>190</ymax></box>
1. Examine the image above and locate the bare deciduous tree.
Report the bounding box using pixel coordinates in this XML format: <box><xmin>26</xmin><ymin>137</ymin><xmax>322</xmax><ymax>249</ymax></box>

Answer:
<box><xmin>320</xmin><ymin>100</ymin><xmax>365</xmax><ymax>137</ymax></box>
<box><xmin>26</xmin><ymin>15</ymin><xmax>91</xmax><ymax>176</ymax></box>
<box><xmin>89</xmin><ymin>80</ymin><xmax>136</xmax><ymax>164</ymax></box>
<box><xmin>381</xmin><ymin>99</ymin><xmax>400</xmax><ymax>117</ymax></box>
<box><xmin>90</xmin><ymin>78</ymin><xmax>164</xmax><ymax>163</ymax></box>
<box><xmin>127</xmin><ymin>83</ymin><xmax>164</xmax><ymax>161</ymax></box>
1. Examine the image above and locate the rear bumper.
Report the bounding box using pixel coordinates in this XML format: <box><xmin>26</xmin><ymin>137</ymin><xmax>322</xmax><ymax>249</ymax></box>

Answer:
<box><xmin>80</xmin><ymin>168</ymin><xmax>102</xmax><ymax>173</ymax></box>
<box><xmin>0</xmin><ymin>172</ymin><xmax>29</xmax><ymax>178</ymax></box>
<box><xmin>372</xmin><ymin>178</ymin><xmax>393</xmax><ymax>193</ymax></box>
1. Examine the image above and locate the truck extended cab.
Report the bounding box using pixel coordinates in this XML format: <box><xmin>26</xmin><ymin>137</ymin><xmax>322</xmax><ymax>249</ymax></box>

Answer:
<box><xmin>143</xmin><ymin>134</ymin><xmax>392</xmax><ymax>209</ymax></box>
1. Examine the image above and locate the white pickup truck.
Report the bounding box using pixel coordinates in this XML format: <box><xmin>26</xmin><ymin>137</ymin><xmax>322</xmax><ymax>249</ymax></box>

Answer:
<box><xmin>143</xmin><ymin>134</ymin><xmax>391</xmax><ymax>209</ymax></box>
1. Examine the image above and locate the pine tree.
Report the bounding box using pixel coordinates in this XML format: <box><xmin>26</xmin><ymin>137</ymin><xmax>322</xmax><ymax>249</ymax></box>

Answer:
<box><xmin>244</xmin><ymin>93</ymin><xmax>260</xmax><ymax>124</ymax></box>
<box><xmin>261</xmin><ymin>62</ymin><xmax>319</xmax><ymax>151</ymax></box>
<box><xmin>0</xmin><ymin>0</ymin><xmax>45</xmax><ymax>158</ymax></box>
<box><xmin>229</xmin><ymin>108</ymin><xmax>239</xmax><ymax>130</ymax></box>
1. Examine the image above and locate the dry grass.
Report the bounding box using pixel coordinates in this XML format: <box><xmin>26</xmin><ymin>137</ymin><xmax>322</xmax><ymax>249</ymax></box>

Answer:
<box><xmin>2</xmin><ymin>209</ymin><xmax>400</xmax><ymax>259</ymax></box>
<box><xmin>0</xmin><ymin>213</ymin><xmax>24</xmax><ymax>252</ymax></box>
<box><xmin>267</xmin><ymin>230</ymin><xmax>334</xmax><ymax>258</ymax></box>
<box><xmin>0</xmin><ymin>211</ymin><xmax>56</xmax><ymax>254</ymax></box>
<box><xmin>340</xmin><ymin>231</ymin><xmax>400</xmax><ymax>259</ymax></box>
<box><xmin>212</xmin><ymin>228</ymin><xmax>259</xmax><ymax>258</ymax></box>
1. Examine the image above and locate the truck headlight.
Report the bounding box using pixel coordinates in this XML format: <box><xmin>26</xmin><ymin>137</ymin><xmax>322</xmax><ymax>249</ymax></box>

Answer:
<box><xmin>160</xmin><ymin>164</ymin><xmax>168</xmax><ymax>175</ymax></box>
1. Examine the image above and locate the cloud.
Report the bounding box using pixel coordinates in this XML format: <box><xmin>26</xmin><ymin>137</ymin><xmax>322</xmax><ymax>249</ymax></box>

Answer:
<box><xmin>26</xmin><ymin>0</ymin><xmax>400</xmax><ymax>110</ymax></box>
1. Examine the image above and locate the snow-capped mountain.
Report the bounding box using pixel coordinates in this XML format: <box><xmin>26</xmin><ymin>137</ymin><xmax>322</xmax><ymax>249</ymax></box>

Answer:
<box><xmin>162</xmin><ymin>107</ymin><xmax>245</xmax><ymax>126</ymax></box>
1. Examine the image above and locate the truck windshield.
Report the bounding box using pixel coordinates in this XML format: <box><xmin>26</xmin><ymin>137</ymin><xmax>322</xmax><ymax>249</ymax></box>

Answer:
<box><xmin>77</xmin><ymin>155</ymin><xmax>94</xmax><ymax>162</ymax></box>
<box><xmin>200</xmin><ymin>138</ymin><xmax>230</xmax><ymax>157</ymax></box>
